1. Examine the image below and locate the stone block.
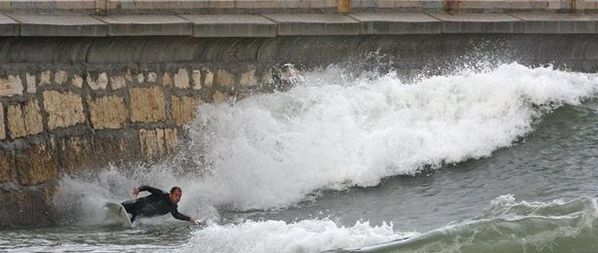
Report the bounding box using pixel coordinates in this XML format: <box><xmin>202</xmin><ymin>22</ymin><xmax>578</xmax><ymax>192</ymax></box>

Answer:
<box><xmin>139</xmin><ymin>128</ymin><xmax>178</xmax><ymax>158</ymax></box>
<box><xmin>204</xmin><ymin>68</ymin><xmax>214</xmax><ymax>87</ymax></box>
<box><xmin>87</xmin><ymin>95</ymin><xmax>128</xmax><ymax>129</ymax></box>
<box><xmin>261</xmin><ymin>68</ymin><xmax>274</xmax><ymax>84</ymax></box>
<box><xmin>263</xmin><ymin>14</ymin><xmax>360</xmax><ymax>36</ymax></box>
<box><xmin>350</xmin><ymin>13</ymin><xmax>442</xmax><ymax>34</ymax></box>
<box><xmin>8</xmin><ymin>14</ymin><xmax>107</xmax><ymax>37</ymax></box>
<box><xmin>7</xmin><ymin>100</ymin><xmax>43</xmax><ymax>139</ymax></box>
<box><xmin>43</xmin><ymin>91</ymin><xmax>86</xmax><ymax>130</ymax></box>
<box><xmin>136</xmin><ymin>73</ymin><xmax>145</xmax><ymax>84</ymax></box>
<box><xmin>130</xmin><ymin>87</ymin><xmax>166</xmax><ymax>123</ymax></box>
<box><xmin>174</xmin><ymin>68</ymin><xmax>190</xmax><ymax>89</ymax></box>
<box><xmin>216</xmin><ymin>69</ymin><xmax>234</xmax><ymax>87</ymax></box>
<box><xmin>180</xmin><ymin>15</ymin><xmax>276</xmax><ymax>37</ymax></box>
<box><xmin>191</xmin><ymin>70</ymin><xmax>201</xmax><ymax>90</ymax></box>
<box><xmin>171</xmin><ymin>95</ymin><xmax>200</xmax><ymax>126</ymax></box>
<box><xmin>147</xmin><ymin>72</ymin><xmax>157</xmax><ymax>83</ymax></box>
<box><xmin>25</xmin><ymin>73</ymin><xmax>36</xmax><ymax>93</ymax></box>
<box><xmin>94</xmin><ymin>135</ymin><xmax>136</xmax><ymax>167</ymax></box>
<box><xmin>0</xmin><ymin>104</ymin><xmax>4</xmax><ymax>140</ymax></box>
<box><xmin>240</xmin><ymin>68</ymin><xmax>257</xmax><ymax>87</ymax></box>
<box><xmin>0</xmin><ymin>150</ymin><xmax>13</xmax><ymax>183</ymax></box>
<box><xmin>58</xmin><ymin>136</ymin><xmax>93</xmax><ymax>175</ymax></box>
<box><xmin>15</xmin><ymin>142</ymin><xmax>58</xmax><ymax>186</ymax></box>
<box><xmin>162</xmin><ymin>73</ymin><xmax>173</xmax><ymax>87</ymax></box>
<box><xmin>86</xmin><ymin>72</ymin><xmax>108</xmax><ymax>90</ymax></box>
<box><xmin>94</xmin><ymin>15</ymin><xmax>192</xmax><ymax>36</ymax></box>
<box><xmin>54</xmin><ymin>70</ymin><xmax>68</xmax><ymax>85</ymax></box>
<box><xmin>72</xmin><ymin>74</ymin><xmax>84</xmax><ymax>88</ymax></box>
<box><xmin>212</xmin><ymin>91</ymin><xmax>230</xmax><ymax>103</ymax></box>
<box><xmin>39</xmin><ymin>70</ymin><xmax>51</xmax><ymax>86</ymax></box>
<box><xmin>0</xmin><ymin>75</ymin><xmax>23</xmax><ymax>97</ymax></box>
<box><xmin>110</xmin><ymin>75</ymin><xmax>126</xmax><ymax>90</ymax></box>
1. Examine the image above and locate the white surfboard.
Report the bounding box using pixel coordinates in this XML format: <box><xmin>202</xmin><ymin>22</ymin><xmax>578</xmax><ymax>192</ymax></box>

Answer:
<box><xmin>104</xmin><ymin>202</ymin><xmax>132</xmax><ymax>227</ymax></box>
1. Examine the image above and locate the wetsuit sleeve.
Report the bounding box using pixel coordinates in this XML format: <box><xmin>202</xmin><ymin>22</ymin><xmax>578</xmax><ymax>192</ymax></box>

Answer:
<box><xmin>138</xmin><ymin>185</ymin><xmax>165</xmax><ymax>195</ymax></box>
<box><xmin>171</xmin><ymin>209</ymin><xmax>192</xmax><ymax>221</ymax></box>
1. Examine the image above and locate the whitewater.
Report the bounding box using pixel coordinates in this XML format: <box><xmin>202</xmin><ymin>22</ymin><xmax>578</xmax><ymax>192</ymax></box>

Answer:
<box><xmin>5</xmin><ymin>62</ymin><xmax>598</xmax><ymax>253</ymax></box>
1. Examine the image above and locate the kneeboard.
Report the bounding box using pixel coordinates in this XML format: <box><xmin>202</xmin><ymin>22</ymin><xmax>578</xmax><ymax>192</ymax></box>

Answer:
<box><xmin>104</xmin><ymin>202</ymin><xmax>132</xmax><ymax>227</ymax></box>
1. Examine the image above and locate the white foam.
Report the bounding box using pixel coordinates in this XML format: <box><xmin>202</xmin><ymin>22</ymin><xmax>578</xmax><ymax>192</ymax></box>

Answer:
<box><xmin>181</xmin><ymin>219</ymin><xmax>412</xmax><ymax>253</ymax></box>
<box><xmin>53</xmin><ymin>165</ymin><xmax>220</xmax><ymax>225</ymax></box>
<box><xmin>187</xmin><ymin>63</ymin><xmax>598</xmax><ymax>210</ymax></box>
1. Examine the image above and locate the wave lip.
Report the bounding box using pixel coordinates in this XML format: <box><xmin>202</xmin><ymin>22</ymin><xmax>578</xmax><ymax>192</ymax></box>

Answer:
<box><xmin>189</xmin><ymin>63</ymin><xmax>598</xmax><ymax>210</ymax></box>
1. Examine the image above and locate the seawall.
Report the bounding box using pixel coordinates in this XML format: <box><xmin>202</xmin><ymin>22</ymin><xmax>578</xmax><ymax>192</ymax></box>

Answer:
<box><xmin>2</xmin><ymin>0</ymin><xmax>598</xmax><ymax>228</ymax></box>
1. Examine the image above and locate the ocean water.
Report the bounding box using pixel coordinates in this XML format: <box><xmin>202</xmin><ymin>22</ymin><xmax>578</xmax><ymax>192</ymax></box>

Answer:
<box><xmin>3</xmin><ymin>62</ymin><xmax>598</xmax><ymax>253</ymax></box>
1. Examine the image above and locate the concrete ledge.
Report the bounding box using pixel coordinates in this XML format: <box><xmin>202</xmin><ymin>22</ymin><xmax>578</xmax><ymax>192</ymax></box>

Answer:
<box><xmin>3</xmin><ymin>12</ymin><xmax>598</xmax><ymax>37</ymax></box>
<box><xmin>7</xmin><ymin>14</ymin><xmax>106</xmax><ymax>37</ymax></box>
<box><xmin>430</xmin><ymin>13</ymin><xmax>523</xmax><ymax>33</ymax></box>
<box><xmin>0</xmin><ymin>0</ymin><xmax>96</xmax><ymax>11</ymax></box>
<box><xmin>262</xmin><ymin>14</ymin><xmax>360</xmax><ymax>35</ymax></box>
<box><xmin>0</xmin><ymin>14</ymin><xmax>18</xmax><ymax>36</ymax></box>
<box><xmin>93</xmin><ymin>15</ymin><xmax>192</xmax><ymax>36</ymax></box>
<box><xmin>512</xmin><ymin>13</ymin><xmax>598</xmax><ymax>33</ymax></box>
<box><xmin>181</xmin><ymin>15</ymin><xmax>276</xmax><ymax>37</ymax></box>
<box><xmin>351</xmin><ymin>13</ymin><xmax>441</xmax><ymax>34</ymax></box>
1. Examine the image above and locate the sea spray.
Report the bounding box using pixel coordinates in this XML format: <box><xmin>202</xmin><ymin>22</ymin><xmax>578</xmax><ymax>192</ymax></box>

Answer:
<box><xmin>181</xmin><ymin>219</ymin><xmax>414</xmax><ymax>253</ymax></box>
<box><xmin>188</xmin><ymin>63</ymin><xmax>598</xmax><ymax>210</ymax></box>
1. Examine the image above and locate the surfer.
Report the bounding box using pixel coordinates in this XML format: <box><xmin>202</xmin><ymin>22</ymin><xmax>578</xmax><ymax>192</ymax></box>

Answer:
<box><xmin>121</xmin><ymin>185</ymin><xmax>202</xmax><ymax>224</ymax></box>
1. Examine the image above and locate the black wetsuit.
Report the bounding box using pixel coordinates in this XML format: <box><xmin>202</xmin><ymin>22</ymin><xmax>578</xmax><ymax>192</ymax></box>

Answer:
<box><xmin>121</xmin><ymin>185</ymin><xmax>191</xmax><ymax>223</ymax></box>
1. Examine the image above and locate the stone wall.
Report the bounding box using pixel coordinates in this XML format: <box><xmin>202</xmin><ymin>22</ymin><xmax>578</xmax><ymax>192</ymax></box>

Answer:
<box><xmin>0</xmin><ymin>59</ymin><xmax>277</xmax><ymax>227</ymax></box>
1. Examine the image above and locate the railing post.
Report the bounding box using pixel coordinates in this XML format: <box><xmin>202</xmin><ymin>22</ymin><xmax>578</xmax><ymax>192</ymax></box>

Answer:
<box><xmin>96</xmin><ymin>0</ymin><xmax>108</xmax><ymax>16</ymax></box>
<box><xmin>337</xmin><ymin>0</ymin><xmax>350</xmax><ymax>15</ymax></box>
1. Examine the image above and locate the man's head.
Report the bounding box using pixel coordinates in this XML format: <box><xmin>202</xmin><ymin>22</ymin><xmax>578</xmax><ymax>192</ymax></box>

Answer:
<box><xmin>169</xmin><ymin>186</ymin><xmax>182</xmax><ymax>204</ymax></box>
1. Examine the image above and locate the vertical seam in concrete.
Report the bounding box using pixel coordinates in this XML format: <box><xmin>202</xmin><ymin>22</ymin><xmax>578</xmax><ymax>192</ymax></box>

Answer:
<box><xmin>258</xmin><ymin>14</ymin><xmax>280</xmax><ymax>36</ymax></box>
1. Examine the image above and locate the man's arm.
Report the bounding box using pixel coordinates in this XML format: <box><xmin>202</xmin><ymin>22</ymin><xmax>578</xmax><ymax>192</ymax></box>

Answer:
<box><xmin>135</xmin><ymin>185</ymin><xmax>165</xmax><ymax>196</ymax></box>
<box><xmin>171</xmin><ymin>209</ymin><xmax>202</xmax><ymax>224</ymax></box>
<box><xmin>171</xmin><ymin>209</ymin><xmax>191</xmax><ymax>221</ymax></box>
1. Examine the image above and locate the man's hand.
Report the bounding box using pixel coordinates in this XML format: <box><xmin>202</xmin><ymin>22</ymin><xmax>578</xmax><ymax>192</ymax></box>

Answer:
<box><xmin>192</xmin><ymin>218</ymin><xmax>203</xmax><ymax>225</ymax></box>
<box><xmin>132</xmin><ymin>187</ymin><xmax>140</xmax><ymax>197</ymax></box>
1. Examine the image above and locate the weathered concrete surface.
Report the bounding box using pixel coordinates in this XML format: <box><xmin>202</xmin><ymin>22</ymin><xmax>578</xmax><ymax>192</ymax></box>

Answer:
<box><xmin>262</xmin><ymin>14</ymin><xmax>360</xmax><ymax>35</ymax></box>
<box><xmin>7</xmin><ymin>14</ymin><xmax>106</xmax><ymax>37</ymax></box>
<box><xmin>94</xmin><ymin>15</ymin><xmax>192</xmax><ymax>36</ymax></box>
<box><xmin>181</xmin><ymin>15</ymin><xmax>276</xmax><ymax>37</ymax></box>
<box><xmin>0</xmin><ymin>14</ymin><xmax>18</xmax><ymax>36</ymax></box>
<box><xmin>351</xmin><ymin>13</ymin><xmax>441</xmax><ymax>34</ymax></box>
<box><xmin>511</xmin><ymin>12</ymin><xmax>598</xmax><ymax>33</ymax></box>
<box><xmin>430</xmin><ymin>13</ymin><xmax>523</xmax><ymax>33</ymax></box>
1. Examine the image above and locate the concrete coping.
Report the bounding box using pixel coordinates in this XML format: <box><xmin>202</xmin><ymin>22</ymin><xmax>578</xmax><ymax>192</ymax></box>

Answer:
<box><xmin>4</xmin><ymin>12</ymin><xmax>598</xmax><ymax>37</ymax></box>
<box><xmin>511</xmin><ymin>12</ymin><xmax>598</xmax><ymax>21</ymax></box>
<box><xmin>180</xmin><ymin>14</ymin><xmax>275</xmax><ymax>24</ymax></box>
<box><xmin>180</xmin><ymin>14</ymin><xmax>277</xmax><ymax>37</ymax></box>
<box><xmin>430</xmin><ymin>13</ymin><xmax>521</xmax><ymax>22</ymax></box>
<box><xmin>262</xmin><ymin>14</ymin><xmax>360</xmax><ymax>35</ymax></box>
<box><xmin>7</xmin><ymin>13</ymin><xmax>107</xmax><ymax>36</ymax></box>
<box><xmin>350</xmin><ymin>13</ymin><xmax>441</xmax><ymax>23</ymax></box>
<box><xmin>262</xmin><ymin>14</ymin><xmax>359</xmax><ymax>24</ymax></box>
